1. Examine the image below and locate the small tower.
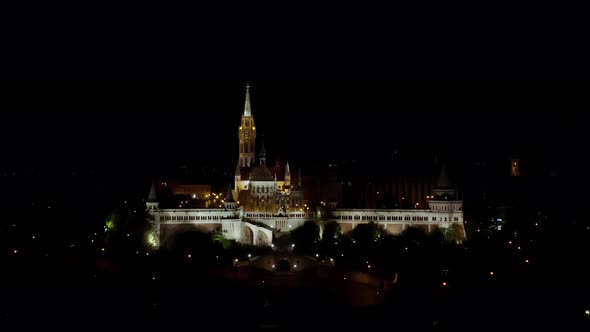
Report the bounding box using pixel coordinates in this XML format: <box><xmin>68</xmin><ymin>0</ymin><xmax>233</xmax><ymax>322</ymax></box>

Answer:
<box><xmin>433</xmin><ymin>164</ymin><xmax>456</xmax><ymax>200</ymax></box>
<box><xmin>285</xmin><ymin>161</ymin><xmax>291</xmax><ymax>186</ymax></box>
<box><xmin>238</xmin><ymin>84</ymin><xmax>257</xmax><ymax>167</ymax></box>
<box><xmin>223</xmin><ymin>186</ymin><xmax>237</xmax><ymax>209</ymax></box>
<box><xmin>146</xmin><ymin>181</ymin><xmax>159</xmax><ymax>211</ymax></box>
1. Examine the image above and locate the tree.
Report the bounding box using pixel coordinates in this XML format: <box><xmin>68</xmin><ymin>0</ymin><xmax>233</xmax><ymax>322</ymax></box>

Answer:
<box><xmin>351</xmin><ymin>222</ymin><xmax>386</xmax><ymax>252</ymax></box>
<box><xmin>103</xmin><ymin>207</ymin><xmax>154</xmax><ymax>253</ymax></box>
<box><xmin>290</xmin><ymin>221</ymin><xmax>320</xmax><ymax>254</ymax></box>
<box><xmin>322</xmin><ymin>221</ymin><xmax>342</xmax><ymax>242</ymax></box>
<box><xmin>212</xmin><ymin>231</ymin><xmax>234</xmax><ymax>250</ymax></box>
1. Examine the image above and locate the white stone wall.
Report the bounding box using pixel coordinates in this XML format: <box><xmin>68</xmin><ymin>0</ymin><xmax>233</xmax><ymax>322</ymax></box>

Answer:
<box><xmin>328</xmin><ymin>208</ymin><xmax>464</xmax><ymax>230</ymax></box>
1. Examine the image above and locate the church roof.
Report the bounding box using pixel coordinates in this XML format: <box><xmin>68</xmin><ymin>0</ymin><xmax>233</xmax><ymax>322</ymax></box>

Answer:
<box><xmin>237</xmin><ymin>167</ymin><xmax>251</xmax><ymax>179</ymax></box>
<box><xmin>250</xmin><ymin>165</ymin><xmax>274</xmax><ymax>181</ymax></box>
<box><xmin>269</xmin><ymin>165</ymin><xmax>284</xmax><ymax>181</ymax></box>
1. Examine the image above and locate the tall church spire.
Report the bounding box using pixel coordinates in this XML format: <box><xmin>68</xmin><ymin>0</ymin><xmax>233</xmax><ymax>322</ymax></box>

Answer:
<box><xmin>239</xmin><ymin>84</ymin><xmax>256</xmax><ymax>167</ymax></box>
<box><xmin>244</xmin><ymin>84</ymin><xmax>252</xmax><ymax>116</ymax></box>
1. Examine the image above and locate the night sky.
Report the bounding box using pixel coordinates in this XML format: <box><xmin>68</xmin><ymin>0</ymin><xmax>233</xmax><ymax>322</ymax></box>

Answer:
<box><xmin>2</xmin><ymin>82</ymin><xmax>584</xmax><ymax>172</ymax></box>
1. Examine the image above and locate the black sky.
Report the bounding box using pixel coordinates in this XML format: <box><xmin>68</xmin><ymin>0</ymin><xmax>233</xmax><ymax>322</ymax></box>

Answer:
<box><xmin>1</xmin><ymin>81</ymin><xmax>585</xmax><ymax>174</ymax></box>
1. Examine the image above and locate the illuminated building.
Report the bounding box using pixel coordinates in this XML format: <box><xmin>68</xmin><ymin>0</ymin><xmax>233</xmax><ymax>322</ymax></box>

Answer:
<box><xmin>511</xmin><ymin>158</ymin><xmax>521</xmax><ymax>176</ymax></box>
<box><xmin>146</xmin><ymin>85</ymin><xmax>466</xmax><ymax>248</ymax></box>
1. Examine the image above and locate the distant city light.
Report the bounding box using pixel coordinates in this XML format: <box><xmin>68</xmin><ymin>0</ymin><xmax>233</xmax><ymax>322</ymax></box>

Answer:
<box><xmin>442</xmin><ymin>282</ymin><xmax>447</xmax><ymax>286</ymax></box>
<box><xmin>187</xmin><ymin>254</ymin><xmax>191</xmax><ymax>258</ymax></box>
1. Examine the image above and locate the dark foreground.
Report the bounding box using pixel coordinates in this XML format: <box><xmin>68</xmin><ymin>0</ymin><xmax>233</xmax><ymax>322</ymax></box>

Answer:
<box><xmin>1</xmin><ymin>256</ymin><xmax>589</xmax><ymax>332</ymax></box>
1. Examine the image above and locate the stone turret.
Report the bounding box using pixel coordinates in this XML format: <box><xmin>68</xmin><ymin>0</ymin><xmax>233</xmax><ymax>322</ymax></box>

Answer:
<box><xmin>224</xmin><ymin>185</ymin><xmax>237</xmax><ymax>209</ymax></box>
<box><xmin>146</xmin><ymin>181</ymin><xmax>159</xmax><ymax>211</ymax></box>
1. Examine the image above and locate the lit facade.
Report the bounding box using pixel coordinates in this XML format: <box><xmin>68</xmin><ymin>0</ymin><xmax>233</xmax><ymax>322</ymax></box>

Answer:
<box><xmin>146</xmin><ymin>85</ymin><xmax>466</xmax><ymax>248</ymax></box>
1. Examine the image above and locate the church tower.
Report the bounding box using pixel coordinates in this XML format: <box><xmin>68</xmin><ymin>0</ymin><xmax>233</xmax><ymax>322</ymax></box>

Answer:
<box><xmin>239</xmin><ymin>84</ymin><xmax>257</xmax><ymax>167</ymax></box>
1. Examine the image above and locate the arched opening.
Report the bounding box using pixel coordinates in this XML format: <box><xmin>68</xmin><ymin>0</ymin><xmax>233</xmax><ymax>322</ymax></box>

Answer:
<box><xmin>257</xmin><ymin>231</ymin><xmax>269</xmax><ymax>246</ymax></box>
<box><xmin>242</xmin><ymin>226</ymin><xmax>253</xmax><ymax>245</ymax></box>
